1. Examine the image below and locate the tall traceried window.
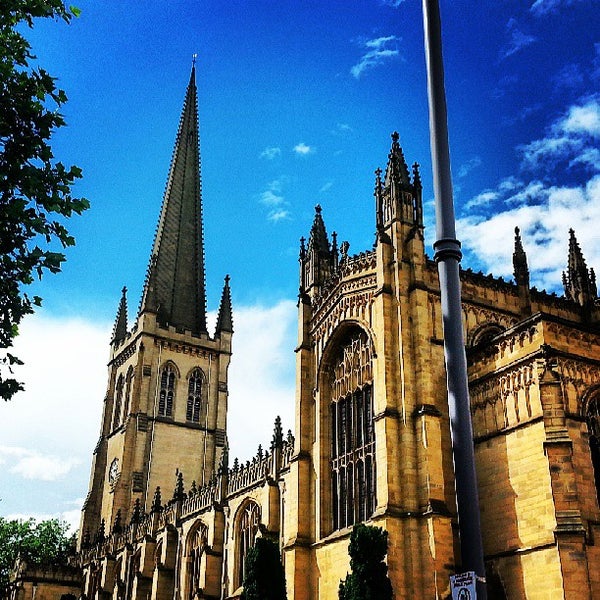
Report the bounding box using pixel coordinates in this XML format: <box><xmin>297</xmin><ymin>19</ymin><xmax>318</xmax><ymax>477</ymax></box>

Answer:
<box><xmin>187</xmin><ymin>522</ymin><xmax>208</xmax><ymax>600</ymax></box>
<box><xmin>159</xmin><ymin>364</ymin><xmax>176</xmax><ymax>417</ymax></box>
<box><xmin>236</xmin><ymin>501</ymin><xmax>261</xmax><ymax>589</ymax></box>
<box><xmin>329</xmin><ymin>328</ymin><xmax>376</xmax><ymax>531</ymax></box>
<box><xmin>586</xmin><ymin>395</ymin><xmax>600</xmax><ymax>505</ymax></box>
<box><xmin>187</xmin><ymin>369</ymin><xmax>203</xmax><ymax>423</ymax></box>
<box><xmin>112</xmin><ymin>375</ymin><xmax>124</xmax><ymax>430</ymax></box>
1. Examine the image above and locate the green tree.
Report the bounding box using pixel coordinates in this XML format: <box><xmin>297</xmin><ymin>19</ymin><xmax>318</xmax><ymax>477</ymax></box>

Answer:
<box><xmin>0</xmin><ymin>517</ymin><xmax>75</xmax><ymax>593</ymax></box>
<box><xmin>0</xmin><ymin>1</ymin><xmax>89</xmax><ymax>400</ymax></box>
<box><xmin>338</xmin><ymin>523</ymin><xmax>393</xmax><ymax>600</ymax></box>
<box><xmin>241</xmin><ymin>537</ymin><xmax>287</xmax><ymax>600</ymax></box>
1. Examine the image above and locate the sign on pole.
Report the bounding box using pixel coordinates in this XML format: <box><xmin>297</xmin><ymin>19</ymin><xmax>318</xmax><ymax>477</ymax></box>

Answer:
<box><xmin>450</xmin><ymin>571</ymin><xmax>477</xmax><ymax>600</ymax></box>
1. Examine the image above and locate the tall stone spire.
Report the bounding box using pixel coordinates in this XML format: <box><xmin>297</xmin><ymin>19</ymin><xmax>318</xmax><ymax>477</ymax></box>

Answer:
<box><xmin>216</xmin><ymin>275</ymin><xmax>233</xmax><ymax>334</ymax></box>
<box><xmin>111</xmin><ymin>286</ymin><xmax>128</xmax><ymax>344</ymax></box>
<box><xmin>563</xmin><ymin>229</ymin><xmax>597</xmax><ymax>307</ymax></box>
<box><xmin>139</xmin><ymin>65</ymin><xmax>207</xmax><ymax>334</ymax></box>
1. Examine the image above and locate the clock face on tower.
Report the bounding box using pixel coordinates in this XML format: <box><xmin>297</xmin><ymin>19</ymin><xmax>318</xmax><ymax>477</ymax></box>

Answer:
<box><xmin>109</xmin><ymin>458</ymin><xmax>119</xmax><ymax>484</ymax></box>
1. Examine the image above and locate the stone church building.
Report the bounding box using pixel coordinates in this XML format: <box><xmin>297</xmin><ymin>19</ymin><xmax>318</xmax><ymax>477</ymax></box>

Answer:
<box><xmin>23</xmin><ymin>67</ymin><xmax>600</xmax><ymax>599</ymax></box>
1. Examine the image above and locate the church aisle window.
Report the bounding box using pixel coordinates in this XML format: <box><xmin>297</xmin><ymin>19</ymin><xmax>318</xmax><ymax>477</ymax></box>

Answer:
<box><xmin>159</xmin><ymin>364</ymin><xmax>176</xmax><ymax>417</ymax></box>
<box><xmin>186</xmin><ymin>522</ymin><xmax>208</xmax><ymax>600</ymax></box>
<box><xmin>187</xmin><ymin>369</ymin><xmax>203</xmax><ymax>423</ymax></box>
<box><xmin>236</xmin><ymin>501</ymin><xmax>261</xmax><ymax>589</ymax></box>
<box><xmin>329</xmin><ymin>329</ymin><xmax>376</xmax><ymax>531</ymax></box>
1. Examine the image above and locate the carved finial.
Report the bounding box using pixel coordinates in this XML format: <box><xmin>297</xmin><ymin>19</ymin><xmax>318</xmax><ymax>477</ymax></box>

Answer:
<box><xmin>412</xmin><ymin>162</ymin><xmax>421</xmax><ymax>187</ymax></box>
<box><xmin>391</xmin><ymin>131</ymin><xmax>400</xmax><ymax>143</ymax></box>
<box><xmin>218</xmin><ymin>445</ymin><xmax>229</xmax><ymax>474</ymax></box>
<box><xmin>315</xmin><ymin>204</ymin><xmax>322</xmax><ymax>214</ymax></box>
<box><xmin>173</xmin><ymin>471</ymin><xmax>186</xmax><ymax>502</ymax></box>
<box><xmin>130</xmin><ymin>498</ymin><xmax>142</xmax><ymax>524</ymax></box>
<box><xmin>192</xmin><ymin>53</ymin><xmax>197</xmax><ymax>67</ymax></box>
<box><xmin>112</xmin><ymin>509</ymin><xmax>123</xmax><ymax>534</ymax></box>
<box><xmin>97</xmin><ymin>519</ymin><xmax>106</xmax><ymax>543</ymax></box>
<box><xmin>233</xmin><ymin>457</ymin><xmax>239</xmax><ymax>472</ymax></box>
<box><xmin>272</xmin><ymin>415</ymin><xmax>284</xmax><ymax>449</ymax></box>
<box><xmin>257</xmin><ymin>444</ymin><xmax>263</xmax><ymax>460</ymax></box>
<box><xmin>151</xmin><ymin>486</ymin><xmax>162</xmax><ymax>512</ymax></box>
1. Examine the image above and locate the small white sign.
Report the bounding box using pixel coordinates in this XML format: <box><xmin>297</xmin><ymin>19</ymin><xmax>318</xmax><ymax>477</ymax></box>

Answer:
<box><xmin>450</xmin><ymin>571</ymin><xmax>477</xmax><ymax>600</ymax></box>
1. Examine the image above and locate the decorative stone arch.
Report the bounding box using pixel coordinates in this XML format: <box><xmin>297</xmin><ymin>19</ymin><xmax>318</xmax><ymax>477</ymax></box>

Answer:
<box><xmin>318</xmin><ymin>321</ymin><xmax>376</xmax><ymax>535</ymax></box>
<box><xmin>468</xmin><ymin>322</ymin><xmax>505</xmax><ymax>348</ymax></box>
<box><xmin>233</xmin><ymin>499</ymin><xmax>261</xmax><ymax>589</ymax></box>
<box><xmin>581</xmin><ymin>384</ymin><xmax>600</xmax><ymax>506</ymax></box>
<box><xmin>184</xmin><ymin>519</ymin><xmax>208</xmax><ymax>600</ymax></box>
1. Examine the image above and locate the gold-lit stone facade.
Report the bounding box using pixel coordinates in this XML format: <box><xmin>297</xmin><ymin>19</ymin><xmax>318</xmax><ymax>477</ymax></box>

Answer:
<box><xmin>19</xmin><ymin>71</ymin><xmax>600</xmax><ymax>599</ymax></box>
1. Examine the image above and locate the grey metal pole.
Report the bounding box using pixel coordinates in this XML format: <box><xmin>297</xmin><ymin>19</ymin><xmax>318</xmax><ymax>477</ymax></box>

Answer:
<box><xmin>421</xmin><ymin>0</ymin><xmax>487</xmax><ymax>597</ymax></box>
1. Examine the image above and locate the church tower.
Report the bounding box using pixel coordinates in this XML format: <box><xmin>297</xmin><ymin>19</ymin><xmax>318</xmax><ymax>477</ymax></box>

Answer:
<box><xmin>79</xmin><ymin>66</ymin><xmax>233</xmax><ymax>544</ymax></box>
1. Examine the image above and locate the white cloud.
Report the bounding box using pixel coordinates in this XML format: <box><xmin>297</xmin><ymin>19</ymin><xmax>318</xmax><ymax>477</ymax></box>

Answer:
<box><xmin>319</xmin><ymin>180</ymin><xmax>334</xmax><ymax>194</ymax></box>
<box><xmin>530</xmin><ymin>0</ymin><xmax>585</xmax><ymax>15</ymax></box>
<box><xmin>351</xmin><ymin>35</ymin><xmax>401</xmax><ymax>79</ymax></box>
<box><xmin>4</xmin><ymin>448</ymin><xmax>81</xmax><ymax>481</ymax></box>
<box><xmin>258</xmin><ymin>179</ymin><xmax>291</xmax><ymax>222</ymax></box>
<box><xmin>260</xmin><ymin>146</ymin><xmax>281</xmax><ymax>160</ymax></box>
<box><xmin>381</xmin><ymin>0</ymin><xmax>406</xmax><ymax>6</ymax></box>
<box><xmin>560</xmin><ymin>99</ymin><xmax>600</xmax><ymax>136</ymax></box>
<box><xmin>520</xmin><ymin>96</ymin><xmax>600</xmax><ymax>170</ymax></box>
<box><xmin>457</xmin><ymin>156</ymin><xmax>482</xmax><ymax>179</ymax></box>
<box><xmin>261</xmin><ymin>189</ymin><xmax>284</xmax><ymax>206</ymax></box>
<box><xmin>293</xmin><ymin>142</ymin><xmax>314</xmax><ymax>156</ymax></box>
<box><xmin>267</xmin><ymin>209</ymin><xmax>291</xmax><ymax>222</ymax></box>
<box><xmin>500</xmin><ymin>19</ymin><xmax>536</xmax><ymax>60</ymax></box>
<box><xmin>459</xmin><ymin>175</ymin><xmax>599</xmax><ymax>291</ymax></box>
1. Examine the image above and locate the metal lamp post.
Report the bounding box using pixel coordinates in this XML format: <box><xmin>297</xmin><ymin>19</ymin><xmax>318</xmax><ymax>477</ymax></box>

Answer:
<box><xmin>421</xmin><ymin>0</ymin><xmax>487</xmax><ymax>597</ymax></box>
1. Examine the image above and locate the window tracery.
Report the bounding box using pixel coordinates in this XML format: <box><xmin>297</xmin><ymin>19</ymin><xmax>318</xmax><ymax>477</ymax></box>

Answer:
<box><xmin>159</xmin><ymin>364</ymin><xmax>176</xmax><ymax>417</ymax></box>
<box><xmin>236</xmin><ymin>501</ymin><xmax>260</xmax><ymax>589</ymax></box>
<box><xmin>186</xmin><ymin>522</ymin><xmax>208</xmax><ymax>600</ymax></box>
<box><xmin>187</xmin><ymin>369</ymin><xmax>203</xmax><ymax>423</ymax></box>
<box><xmin>329</xmin><ymin>328</ymin><xmax>376</xmax><ymax>531</ymax></box>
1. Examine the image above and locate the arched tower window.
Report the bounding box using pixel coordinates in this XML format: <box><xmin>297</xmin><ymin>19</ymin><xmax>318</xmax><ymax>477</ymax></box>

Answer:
<box><xmin>123</xmin><ymin>366</ymin><xmax>134</xmax><ymax>421</ymax></box>
<box><xmin>159</xmin><ymin>364</ymin><xmax>176</xmax><ymax>417</ymax></box>
<box><xmin>586</xmin><ymin>394</ymin><xmax>600</xmax><ymax>505</ymax></box>
<box><xmin>236</xmin><ymin>501</ymin><xmax>261</xmax><ymax>589</ymax></box>
<box><xmin>328</xmin><ymin>327</ymin><xmax>376</xmax><ymax>531</ymax></box>
<box><xmin>112</xmin><ymin>375</ymin><xmax>124</xmax><ymax>430</ymax></box>
<box><xmin>187</xmin><ymin>369</ymin><xmax>203</xmax><ymax>423</ymax></box>
<box><xmin>186</xmin><ymin>521</ymin><xmax>208</xmax><ymax>600</ymax></box>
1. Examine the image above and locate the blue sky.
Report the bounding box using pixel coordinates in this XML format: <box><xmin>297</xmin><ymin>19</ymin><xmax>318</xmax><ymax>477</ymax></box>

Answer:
<box><xmin>1</xmin><ymin>0</ymin><xmax>599</xmax><ymax>528</ymax></box>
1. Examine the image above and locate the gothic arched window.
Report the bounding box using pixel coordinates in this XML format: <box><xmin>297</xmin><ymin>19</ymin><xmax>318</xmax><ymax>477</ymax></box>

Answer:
<box><xmin>186</xmin><ymin>522</ymin><xmax>208</xmax><ymax>600</ymax></box>
<box><xmin>112</xmin><ymin>375</ymin><xmax>124</xmax><ymax>430</ymax></box>
<box><xmin>186</xmin><ymin>369</ymin><xmax>203</xmax><ymax>423</ymax></box>
<box><xmin>329</xmin><ymin>328</ymin><xmax>376</xmax><ymax>531</ymax></box>
<box><xmin>586</xmin><ymin>394</ymin><xmax>600</xmax><ymax>505</ymax></box>
<box><xmin>236</xmin><ymin>501</ymin><xmax>261</xmax><ymax>589</ymax></box>
<box><xmin>159</xmin><ymin>364</ymin><xmax>176</xmax><ymax>417</ymax></box>
<box><xmin>123</xmin><ymin>366</ymin><xmax>134</xmax><ymax>421</ymax></box>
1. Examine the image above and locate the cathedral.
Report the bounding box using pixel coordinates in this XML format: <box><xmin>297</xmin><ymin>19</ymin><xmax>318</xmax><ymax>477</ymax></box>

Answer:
<box><xmin>10</xmin><ymin>67</ymin><xmax>600</xmax><ymax>600</ymax></box>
